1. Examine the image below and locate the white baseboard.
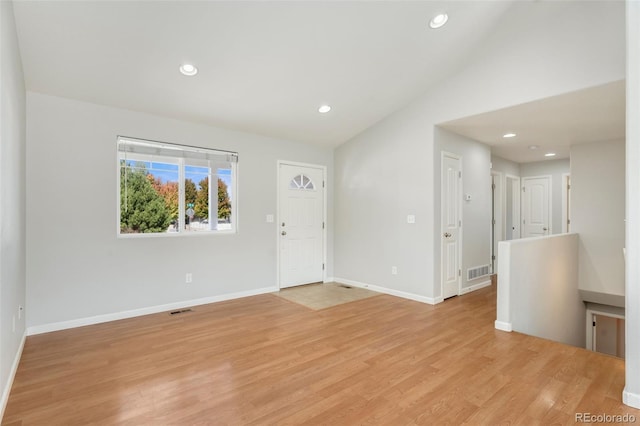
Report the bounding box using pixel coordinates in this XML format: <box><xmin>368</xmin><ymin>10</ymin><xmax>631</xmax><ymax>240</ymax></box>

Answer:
<box><xmin>494</xmin><ymin>320</ymin><xmax>513</xmax><ymax>332</ymax></box>
<box><xmin>334</xmin><ymin>277</ymin><xmax>441</xmax><ymax>305</ymax></box>
<box><xmin>27</xmin><ymin>286</ymin><xmax>278</xmax><ymax>336</ymax></box>
<box><xmin>460</xmin><ymin>279</ymin><xmax>491</xmax><ymax>295</ymax></box>
<box><xmin>324</xmin><ymin>277</ymin><xmax>335</xmax><ymax>283</ymax></box>
<box><xmin>623</xmin><ymin>388</ymin><xmax>640</xmax><ymax>409</ymax></box>
<box><xmin>1</xmin><ymin>331</ymin><xmax>26</xmax><ymax>421</ymax></box>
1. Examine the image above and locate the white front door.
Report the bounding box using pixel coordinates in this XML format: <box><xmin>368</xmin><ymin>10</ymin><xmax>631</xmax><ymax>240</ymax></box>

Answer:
<box><xmin>441</xmin><ymin>152</ymin><xmax>462</xmax><ymax>299</ymax></box>
<box><xmin>522</xmin><ymin>176</ymin><xmax>551</xmax><ymax>237</ymax></box>
<box><xmin>278</xmin><ymin>163</ymin><xmax>324</xmax><ymax>288</ymax></box>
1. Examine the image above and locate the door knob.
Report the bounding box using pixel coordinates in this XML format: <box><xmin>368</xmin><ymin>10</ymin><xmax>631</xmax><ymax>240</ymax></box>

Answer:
<box><xmin>543</xmin><ymin>227</ymin><xmax>548</xmax><ymax>231</ymax></box>
<box><xmin>444</xmin><ymin>232</ymin><xmax>451</xmax><ymax>238</ymax></box>
<box><xmin>281</xmin><ymin>231</ymin><xmax>287</xmax><ymax>236</ymax></box>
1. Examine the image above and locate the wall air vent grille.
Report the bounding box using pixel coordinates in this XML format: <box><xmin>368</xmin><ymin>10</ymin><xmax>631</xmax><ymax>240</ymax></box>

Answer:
<box><xmin>467</xmin><ymin>265</ymin><xmax>490</xmax><ymax>281</ymax></box>
<box><xmin>169</xmin><ymin>308</ymin><xmax>193</xmax><ymax>315</ymax></box>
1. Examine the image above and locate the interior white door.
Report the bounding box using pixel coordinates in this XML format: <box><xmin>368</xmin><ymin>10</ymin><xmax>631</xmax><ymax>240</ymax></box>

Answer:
<box><xmin>491</xmin><ymin>172</ymin><xmax>502</xmax><ymax>273</ymax></box>
<box><xmin>522</xmin><ymin>176</ymin><xmax>551</xmax><ymax>237</ymax></box>
<box><xmin>505</xmin><ymin>175</ymin><xmax>521</xmax><ymax>240</ymax></box>
<box><xmin>441</xmin><ymin>153</ymin><xmax>461</xmax><ymax>299</ymax></box>
<box><xmin>562</xmin><ymin>174</ymin><xmax>571</xmax><ymax>233</ymax></box>
<box><xmin>279</xmin><ymin>163</ymin><xmax>324</xmax><ymax>288</ymax></box>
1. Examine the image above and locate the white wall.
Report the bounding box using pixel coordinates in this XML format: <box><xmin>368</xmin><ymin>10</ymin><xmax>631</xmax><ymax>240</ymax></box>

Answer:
<box><xmin>434</xmin><ymin>128</ymin><xmax>491</xmax><ymax>292</ymax></box>
<box><xmin>495</xmin><ymin>234</ymin><xmax>584</xmax><ymax>347</ymax></box>
<box><xmin>334</xmin><ymin>1</ymin><xmax>624</xmax><ymax>301</ymax></box>
<box><xmin>520</xmin><ymin>159</ymin><xmax>570</xmax><ymax>235</ymax></box>
<box><xmin>0</xmin><ymin>0</ymin><xmax>27</xmax><ymax>418</ymax></box>
<box><xmin>26</xmin><ymin>93</ymin><xmax>333</xmax><ymax>330</ymax></box>
<box><xmin>491</xmin><ymin>155</ymin><xmax>520</xmax><ymax>178</ymax></box>
<box><xmin>624</xmin><ymin>0</ymin><xmax>640</xmax><ymax>409</ymax></box>
<box><xmin>571</xmin><ymin>140</ymin><xmax>625</xmax><ymax>297</ymax></box>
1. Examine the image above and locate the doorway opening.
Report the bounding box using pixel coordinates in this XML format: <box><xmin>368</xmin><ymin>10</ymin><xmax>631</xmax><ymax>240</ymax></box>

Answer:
<box><xmin>587</xmin><ymin>310</ymin><xmax>625</xmax><ymax>359</ymax></box>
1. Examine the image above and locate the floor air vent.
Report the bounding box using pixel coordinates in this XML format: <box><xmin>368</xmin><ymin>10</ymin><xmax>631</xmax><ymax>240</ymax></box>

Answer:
<box><xmin>170</xmin><ymin>308</ymin><xmax>193</xmax><ymax>315</ymax></box>
<box><xmin>467</xmin><ymin>265</ymin><xmax>490</xmax><ymax>281</ymax></box>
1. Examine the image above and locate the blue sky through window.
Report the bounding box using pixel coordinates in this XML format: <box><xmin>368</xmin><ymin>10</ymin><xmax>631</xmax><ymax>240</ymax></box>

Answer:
<box><xmin>125</xmin><ymin>160</ymin><xmax>233</xmax><ymax>191</ymax></box>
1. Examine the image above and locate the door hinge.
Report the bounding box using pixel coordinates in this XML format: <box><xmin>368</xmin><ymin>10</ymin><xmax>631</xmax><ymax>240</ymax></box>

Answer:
<box><xmin>458</xmin><ymin>171</ymin><xmax>462</xmax><ymax>178</ymax></box>
<box><xmin>458</xmin><ymin>269</ymin><xmax>461</xmax><ymax>277</ymax></box>
<box><xmin>492</xmin><ymin>219</ymin><xmax>496</xmax><ymax>225</ymax></box>
<box><xmin>492</xmin><ymin>255</ymin><xmax>496</xmax><ymax>261</ymax></box>
<box><xmin>322</xmin><ymin>263</ymin><xmax>325</xmax><ymax>270</ymax></box>
<box><xmin>322</xmin><ymin>222</ymin><xmax>325</xmax><ymax>229</ymax></box>
<box><xmin>567</xmin><ymin>184</ymin><xmax>571</xmax><ymax>190</ymax></box>
<box><xmin>492</xmin><ymin>183</ymin><xmax>496</xmax><ymax>190</ymax></box>
<box><xmin>459</xmin><ymin>220</ymin><xmax>461</xmax><ymax>227</ymax></box>
<box><xmin>523</xmin><ymin>219</ymin><xmax>526</xmax><ymax>224</ymax></box>
<box><xmin>323</xmin><ymin>180</ymin><xmax>325</xmax><ymax>188</ymax></box>
<box><xmin>593</xmin><ymin>321</ymin><xmax>596</xmax><ymax>327</ymax></box>
<box><xmin>567</xmin><ymin>219</ymin><xmax>571</xmax><ymax>225</ymax></box>
<box><xmin>522</xmin><ymin>186</ymin><xmax>526</xmax><ymax>192</ymax></box>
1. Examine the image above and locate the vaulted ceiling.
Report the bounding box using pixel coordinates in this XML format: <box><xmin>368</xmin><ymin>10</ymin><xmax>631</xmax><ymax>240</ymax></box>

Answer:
<box><xmin>13</xmin><ymin>1</ymin><xmax>513</xmax><ymax>146</ymax></box>
<box><xmin>13</xmin><ymin>1</ymin><xmax>625</xmax><ymax>161</ymax></box>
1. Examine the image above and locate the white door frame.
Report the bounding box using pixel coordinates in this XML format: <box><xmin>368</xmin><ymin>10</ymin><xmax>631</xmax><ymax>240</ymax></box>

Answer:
<box><xmin>440</xmin><ymin>151</ymin><xmax>463</xmax><ymax>299</ymax></box>
<box><xmin>522</xmin><ymin>175</ymin><xmax>553</xmax><ymax>236</ymax></box>
<box><xmin>586</xmin><ymin>307</ymin><xmax>625</xmax><ymax>353</ymax></box>
<box><xmin>276</xmin><ymin>160</ymin><xmax>327</xmax><ymax>289</ymax></box>
<box><xmin>491</xmin><ymin>171</ymin><xmax>503</xmax><ymax>272</ymax></box>
<box><xmin>505</xmin><ymin>174</ymin><xmax>521</xmax><ymax>239</ymax></box>
<box><xmin>562</xmin><ymin>173</ymin><xmax>571</xmax><ymax>233</ymax></box>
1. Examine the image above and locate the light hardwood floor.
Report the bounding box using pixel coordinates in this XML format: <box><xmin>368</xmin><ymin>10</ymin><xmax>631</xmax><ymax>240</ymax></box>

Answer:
<box><xmin>3</xmin><ymin>284</ymin><xmax>638</xmax><ymax>425</ymax></box>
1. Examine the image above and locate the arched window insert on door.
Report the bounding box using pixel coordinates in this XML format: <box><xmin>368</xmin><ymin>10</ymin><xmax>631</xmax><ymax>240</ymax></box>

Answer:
<box><xmin>289</xmin><ymin>174</ymin><xmax>315</xmax><ymax>190</ymax></box>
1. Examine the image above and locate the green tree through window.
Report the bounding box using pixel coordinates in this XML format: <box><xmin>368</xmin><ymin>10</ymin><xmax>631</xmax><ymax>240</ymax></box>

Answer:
<box><xmin>120</xmin><ymin>162</ymin><xmax>171</xmax><ymax>233</ymax></box>
<box><xmin>218</xmin><ymin>178</ymin><xmax>231</xmax><ymax>221</ymax></box>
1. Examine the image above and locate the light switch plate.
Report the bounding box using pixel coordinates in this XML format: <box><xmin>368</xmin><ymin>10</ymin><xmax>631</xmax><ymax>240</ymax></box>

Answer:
<box><xmin>407</xmin><ymin>215</ymin><xmax>416</xmax><ymax>224</ymax></box>
<box><xmin>266</xmin><ymin>214</ymin><xmax>274</xmax><ymax>223</ymax></box>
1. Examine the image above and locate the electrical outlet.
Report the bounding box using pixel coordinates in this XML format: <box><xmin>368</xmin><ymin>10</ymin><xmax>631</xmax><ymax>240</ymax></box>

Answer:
<box><xmin>391</xmin><ymin>266</ymin><xmax>398</xmax><ymax>275</ymax></box>
<box><xmin>186</xmin><ymin>273</ymin><xmax>193</xmax><ymax>284</ymax></box>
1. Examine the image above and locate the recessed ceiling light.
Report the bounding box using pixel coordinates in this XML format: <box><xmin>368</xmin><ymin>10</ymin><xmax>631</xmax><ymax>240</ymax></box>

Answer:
<box><xmin>429</xmin><ymin>13</ymin><xmax>448</xmax><ymax>29</ymax></box>
<box><xmin>529</xmin><ymin>145</ymin><xmax>539</xmax><ymax>150</ymax></box>
<box><xmin>503</xmin><ymin>133</ymin><xmax>517</xmax><ymax>138</ymax></box>
<box><xmin>318</xmin><ymin>105</ymin><xmax>331</xmax><ymax>114</ymax></box>
<box><xmin>179</xmin><ymin>63</ymin><xmax>198</xmax><ymax>76</ymax></box>
<box><xmin>545</xmin><ymin>152</ymin><xmax>556</xmax><ymax>157</ymax></box>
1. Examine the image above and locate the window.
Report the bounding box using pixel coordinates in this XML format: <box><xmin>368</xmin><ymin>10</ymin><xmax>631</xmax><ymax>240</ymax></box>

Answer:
<box><xmin>118</xmin><ymin>136</ymin><xmax>237</xmax><ymax>236</ymax></box>
<box><xmin>289</xmin><ymin>174</ymin><xmax>315</xmax><ymax>190</ymax></box>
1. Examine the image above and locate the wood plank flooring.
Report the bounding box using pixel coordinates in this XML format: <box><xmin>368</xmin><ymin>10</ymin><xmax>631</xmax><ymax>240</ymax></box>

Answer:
<box><xmin>3</xmin><ymin>284</ymin><xmax>638</xmax><ymax>425</ymax></box>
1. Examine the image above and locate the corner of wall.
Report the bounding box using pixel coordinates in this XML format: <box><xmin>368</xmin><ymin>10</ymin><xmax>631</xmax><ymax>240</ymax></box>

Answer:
<box><xmin>1</xmin><ymin>0</ymin><xmax>28</xmax><ymax>420</ymax></box>
<box><xmin>0</xmin><ymin>332</ymin><xmax>26</xmax><ymax>421</ymax></box>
